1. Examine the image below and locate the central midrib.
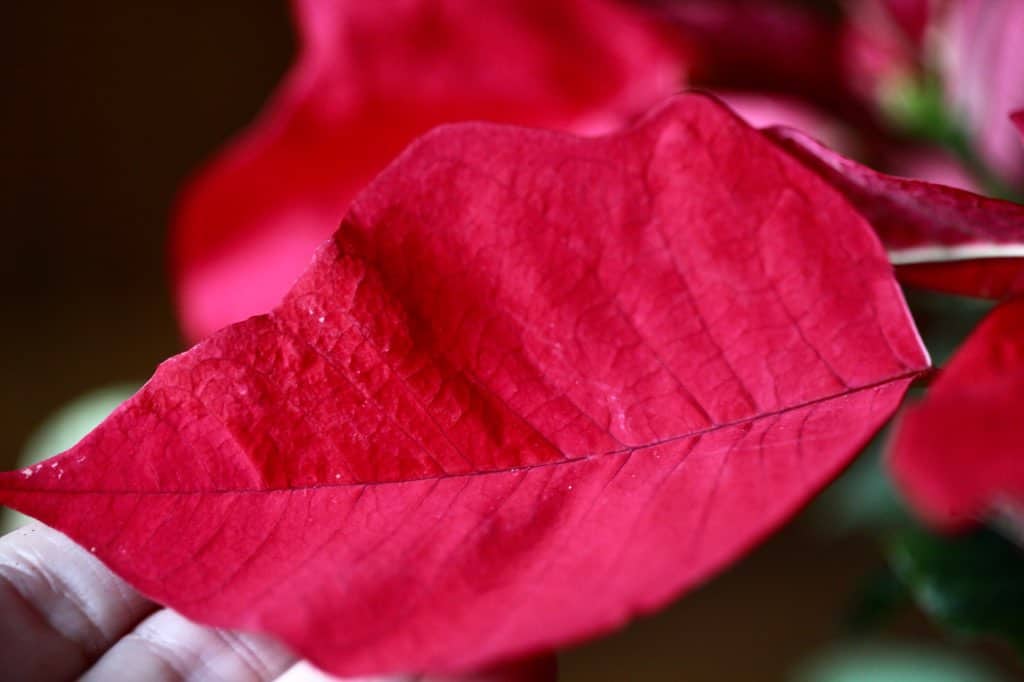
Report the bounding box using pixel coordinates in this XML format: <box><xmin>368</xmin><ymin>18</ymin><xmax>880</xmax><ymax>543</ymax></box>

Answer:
<box><xmin>0</xmin><ymin>367</ymin><xmax>926</xmax><ymax>497</ymax></box>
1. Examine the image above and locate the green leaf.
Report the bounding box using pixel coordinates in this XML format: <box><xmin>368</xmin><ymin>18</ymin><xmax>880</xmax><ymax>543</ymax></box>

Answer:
<box><xmin>879</xmin><ymin>74</ymin><xmax>962</xmax><ymax>149</ymax></box>
<box><xmin>888</xmin><ymin>527</ymin><xmax>1024</xmax><ymax>652</ymax></box>
<box><xmin>843</xmin><ymin>566</ymin><xmax>910</xmax><ymax>634</ymax></box>
<box><xmin>792</xmin><ymin>642</ymin><xmax>1010</xmax><ymax>682</ymax></box>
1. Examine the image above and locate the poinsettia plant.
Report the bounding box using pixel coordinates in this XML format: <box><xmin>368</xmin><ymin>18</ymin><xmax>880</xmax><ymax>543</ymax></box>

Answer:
<box><xmin>3</xmin><ymin>0</ymin><xmax>1024</xmax><ymax>679</ymax></box>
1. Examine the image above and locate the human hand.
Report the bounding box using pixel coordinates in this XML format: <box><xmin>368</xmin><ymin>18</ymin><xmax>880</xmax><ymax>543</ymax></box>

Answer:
<box><xmin>0</xmin><ymin>523</ymin><xmax>557</xmax><ymax>681</ymax></box>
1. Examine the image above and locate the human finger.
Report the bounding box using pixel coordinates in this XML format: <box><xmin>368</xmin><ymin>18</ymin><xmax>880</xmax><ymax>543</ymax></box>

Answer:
<box><xmin>0</xmin><ymin>522</ymin><xmax>157</xmax><ymax>680</ymax></box>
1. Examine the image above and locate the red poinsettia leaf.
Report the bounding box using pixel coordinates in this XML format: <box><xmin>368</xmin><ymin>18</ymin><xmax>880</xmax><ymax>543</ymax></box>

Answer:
<box><xmin>173</xmin><ymin>0</ymin><xmax>684</xmax><ymax>343</ymax></box>
<box><xmin>889</xmin><ymin>297</ymin><xmax>1024</xmax><ymax>529</ymax></box>
<box><xmin>1014</xmin><ymin>109</ymin><xmax>1024</xmax><ymax>140</ymax></box>
<box><xmin>1</xmin><ymin>95</ymin><xmax>929</xmax><ymax>676</ymax></box>
<box><xmin>765</xmin><ymin>125</ymin><xmax>1024</xmax><ymax>298</ymax></box>
<box><xmin>897</xmin><ymin>260</ymin><xmax>1024</xmax><ymax>300</ymax></box>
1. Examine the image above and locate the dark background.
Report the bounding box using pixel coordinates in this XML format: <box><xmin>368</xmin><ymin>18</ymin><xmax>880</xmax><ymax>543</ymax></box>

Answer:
<box><xmin>0</xmin><ymin>3</ymin><xmax>993</xmax><ymax>679</ymax></box>
<box><xmin>1</xmin><ymin>3</ymin><xmax>292</xmax><ymax>446</ymax></box>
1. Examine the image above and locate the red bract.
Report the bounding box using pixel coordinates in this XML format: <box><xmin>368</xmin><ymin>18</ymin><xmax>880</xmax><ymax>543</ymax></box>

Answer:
<box><xmin>766</xmin><ymin>126</ymin><xmax>1024</xmax><ymax>298</ymax></box>
<box><xmin>173</xmin><ymin>0</ymin><xmax>683</xmax><ymax>343</ymax></box>
<box><xmin>890</xmin><ymin>298</ymin><xmax>1024</xmax><ymax>529</ymax></box>
<box><xmin>0</xmin><ymin>96</ymin><xmax>929</xmax><ymax>676</ymax></box>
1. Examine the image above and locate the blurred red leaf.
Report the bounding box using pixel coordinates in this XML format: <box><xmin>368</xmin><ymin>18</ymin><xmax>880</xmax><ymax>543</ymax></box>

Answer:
<box><xmin>890</xmin><ymin>297</ymin><xmax>1024</xmax><ymax>530</ymax></box>
<box><xmin>1</xmin><ymin>96</ymin><xmax>928</xmax><ymax>676</ymax></box>
<box><xmin>941</xmin><ymin>0</ymin><xmax>1024</xmax><ymax>187</ymax></box>
<box><xmin>649</xmin><ymin>1</ymin><xmax>842</xmax><ymax>103</ymax></box>
<box><xmin>766</xmin><ymin>125</ymin><xmax>1024</xmax><ymax>298</ymax></box>
<box><xmin>173</xmin><ymin>0</ymin><xmax>684</xmax><ymax>342</ymax></box>
<box><xmin>840</xmin><ymin>0</ymin><xmax>921</xmax><ymax>102</ymax></box>
<box><xmin>881</xmin><ymin>0</ymin><xmax>931</xmax><ymax>45</ymax></box>
<box><xmin>882</xmin><ymin>147</ymin><xmax>980</xmax><ymax>193</ymax></box>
